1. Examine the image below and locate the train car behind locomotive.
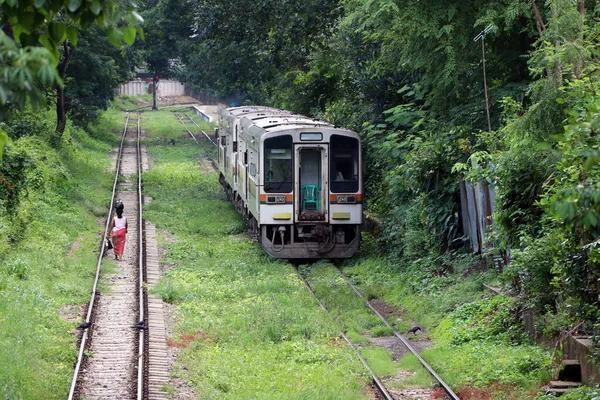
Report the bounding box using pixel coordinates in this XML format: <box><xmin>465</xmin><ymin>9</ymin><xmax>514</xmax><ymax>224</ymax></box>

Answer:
<box><xmin>217</xmin><ymin>105</ymin><xmax>362</xmax><ymax>259</ymax></box>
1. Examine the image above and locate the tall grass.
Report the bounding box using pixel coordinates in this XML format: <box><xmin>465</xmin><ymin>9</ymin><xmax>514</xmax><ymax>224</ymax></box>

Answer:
<box><xmin>0</xmin><ymin>112</ymin><xmax>122</xmax><ymax>399</ymax></box>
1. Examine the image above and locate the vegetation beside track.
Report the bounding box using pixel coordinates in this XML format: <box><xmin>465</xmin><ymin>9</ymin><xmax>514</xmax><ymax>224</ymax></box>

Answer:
<box><xmin>0</xmin><ymin>108</ymin><xmax>123</xmax><ymax>399</ymax></box>
<box><xmin>302</xmin><ymin>251</ymin><xmax>553</xmax><ymax>398</ymax></box>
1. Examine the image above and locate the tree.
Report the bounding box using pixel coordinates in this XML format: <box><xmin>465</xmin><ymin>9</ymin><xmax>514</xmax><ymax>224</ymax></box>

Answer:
<box><xmin>65</xmin><ymin>26</ymin><xmax>141</xmax><ymax>126</ymax></box>
<box><xmin>172</xmin><ymin>0</ymin><xmax>340</xmax><ymax>105</ymax></box>
<box><xmin>0</xmin><ymin>0</ymin><xmax>143</xmax><ymax>137</ymax></box>
<box><xmin>139</xmin><ymin>0</ymin><xmax>193</xmax><ymax>78</ymax></box>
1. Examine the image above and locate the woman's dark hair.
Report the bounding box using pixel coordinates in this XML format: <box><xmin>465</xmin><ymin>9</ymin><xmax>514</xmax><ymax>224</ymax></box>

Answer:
<box><xmin>116</xmin><ymin>209</ymin><xmax>123</xmax><ymax>218</ymax></box>
<box><xmin>115</xmin><ymin>200</ymin><xmax>124</xmax><ymax>211</ymax></box>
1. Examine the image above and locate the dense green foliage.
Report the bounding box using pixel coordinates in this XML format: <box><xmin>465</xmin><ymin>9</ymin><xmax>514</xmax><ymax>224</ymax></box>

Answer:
<box><xmin>65</xmin><ymin>26</ymin><xmax>141</xmax><ymax>125</ymax></box>
<box><xmin>0</xmin><ymin>0</ymin><xmax>142</xmax><ymax>111</ymax></box>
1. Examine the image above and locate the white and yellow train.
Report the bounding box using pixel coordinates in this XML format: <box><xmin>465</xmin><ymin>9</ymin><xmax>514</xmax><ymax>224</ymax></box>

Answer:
<box><xmin>217</xmin><ymin>105</ymin><xmax>362</xmax><ymax>259</ymax></box>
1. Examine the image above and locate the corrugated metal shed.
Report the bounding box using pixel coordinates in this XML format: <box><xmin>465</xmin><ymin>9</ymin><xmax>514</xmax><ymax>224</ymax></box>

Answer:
<box><xmin>460</xmin><ymin>178</ymin><xmax>496</xmax><ymax>253</ymax></box>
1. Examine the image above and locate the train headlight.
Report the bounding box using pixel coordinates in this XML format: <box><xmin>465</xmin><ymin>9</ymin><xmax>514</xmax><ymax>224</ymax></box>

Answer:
<box><xmin>267</xmin><ymin>196</ymin><xmax>287</xmax><ymax>204</ymax></box>
<box><xmin>336</xmin><ymin>195</ymin><xmax>356</xmax><ymax>204</ymax></box>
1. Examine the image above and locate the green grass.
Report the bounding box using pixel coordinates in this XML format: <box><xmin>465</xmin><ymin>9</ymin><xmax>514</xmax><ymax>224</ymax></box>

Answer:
<box><xmin>0</xmin><ymin>113</ymin><xmax>123</xmax><ymax>399</ymax></box>
<box><xmin>392</xmin><ymin>354</ymin><xmax>437</xmax><ymax>389</ymax></box>
<box><xmin>371</xmin><ymin>326</ymin><xmax>394</xmax><ymax>337</ymax></box>
<box><xmin>142</xmin><ymin>120</ymin><xmax>369</xmax><ymax>398</ymax></box>
<box><xmin>141</xmin><ymin>110</ymin><xmax>188</xmax><ymax>140</ymax></box>
<box><xmin>359</xmin><ymin>346</ymin><xmax>398</xmax><ymax>377</ymax></box>
<box><xmin>300</xmin><ymin>262</ymin><xmax>382</xmax><ymax>334</ymax></box>
<box><xmin>111</xmin><ymin>94</ymin><xmax>146</xmax><ymax>111</ymax></box>
<box><xmin>341</xmin><ymin>247</ymin><xmax>555</xmax><ymax>397</ymax></box>
<box><xmin>422</xmin><ymin>342</ymin><xmax>551</xmax><ymax>389</ymax></box>
<box><xmin>140</xmin><ymin>108</ymin><xmax>216</xmax><ymax>144</ymax></box>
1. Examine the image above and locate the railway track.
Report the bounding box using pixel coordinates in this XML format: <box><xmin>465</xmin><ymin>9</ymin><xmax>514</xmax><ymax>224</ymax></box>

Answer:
<box><xmin>296</xmin><ymin>264</ymin><xmax>460</xmax><ymax>399</ymax></box>
<box><xmin>340</xmin><ymin>269</ymin><xmax>460</xmax><ymax>399</ymax></box>
<box><xmin>174</xmin><ymin>111</ymin><xmax>217</xmax><ymax>168</ymax></box>
<box><xmin>69</xmin><ymin>113</ymin><xmax>169</xmax><ymax>400</ymax></box>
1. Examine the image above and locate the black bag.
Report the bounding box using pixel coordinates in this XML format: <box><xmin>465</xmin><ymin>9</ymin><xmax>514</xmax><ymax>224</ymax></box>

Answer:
<box><xmin>105</xmin><ymin>239</ymin><xmax>113</xmax><ymax>250</ymax></box>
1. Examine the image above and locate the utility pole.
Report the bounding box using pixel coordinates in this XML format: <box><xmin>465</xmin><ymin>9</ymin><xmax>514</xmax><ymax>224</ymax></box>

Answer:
<box><xmin>473</xmin><ymin>25</ymin><xmax>493</xmax><ymax>131</ymax></box>
<box><xmin>152</xmin><ymin>75</ymin><xmax>159</xmax><ymax>110</ymax></box>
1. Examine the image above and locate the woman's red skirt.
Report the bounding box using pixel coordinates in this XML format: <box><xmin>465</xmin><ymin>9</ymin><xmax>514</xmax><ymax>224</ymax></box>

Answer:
<box><xmin>113</xmin><ymin>228</ymin><xmax>126</xmax><ymax>256</ymax></box>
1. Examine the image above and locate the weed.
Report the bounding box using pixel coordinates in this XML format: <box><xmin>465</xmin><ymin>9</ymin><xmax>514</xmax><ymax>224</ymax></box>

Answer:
<box><xmin>4</xmin><ymin>258</ymin><xmax>30</xmax><ymax>280</ymax></box>
<box><xmin>393</xmin><ymin>354</ymin><xmax>437</xmax><ymax>388</ymax></box>
<box><xmin>346</xmin><ymin>330</ymin><xmax>370</xmax><ymax>344</ymax></box>
<box><xmin>159</xmin><ymin>384</ymin><xmax>175</xmax><ymax>395</ymax></box>
<box><xmin>360</xmin><ymin>346</ymin><xmax>397</xmax><ymax>377</ymax></box>
<box><xmin>0</xmin><ymin>118</ymin><xmax>117</xmax><ymax>399</ymax></box>
<box><xmin>371</xmin><ymin>326</ymin><xmax>394</xmax><ymax>337</ymax></box>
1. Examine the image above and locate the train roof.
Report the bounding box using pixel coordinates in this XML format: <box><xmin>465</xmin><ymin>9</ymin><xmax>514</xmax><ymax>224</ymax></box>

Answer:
<box><xmin>221</xmin><ymin>105</ymin><xmax>358</xmax><ymax>139</ymax></box>
<box><xmin>223</xmin><ymin>106</ymin><xmax>293</xmax><ymax>120</ymax></box>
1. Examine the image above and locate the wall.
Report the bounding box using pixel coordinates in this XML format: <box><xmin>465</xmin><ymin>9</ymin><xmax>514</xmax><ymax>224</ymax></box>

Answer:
<box><xmin>119</xmin><ymin>79</ymin><xmax>185</xmax><ymax>97</ymax></box>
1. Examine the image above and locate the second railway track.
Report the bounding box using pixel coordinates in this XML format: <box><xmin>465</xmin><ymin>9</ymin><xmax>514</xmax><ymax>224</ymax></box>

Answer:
<box><xmin>295</xmin><ymin>263</ymin><xmax>460</xmax><ymax>400</ymax></box>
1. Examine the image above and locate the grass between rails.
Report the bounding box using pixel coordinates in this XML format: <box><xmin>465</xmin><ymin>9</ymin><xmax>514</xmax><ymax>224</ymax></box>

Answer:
<box><xmin>337</xmin><ymin>241</ymin><xmax>556</xmax><ymax>399</ymax></box>
<box><xmin>142</xmin><ymin>112</ymin><xmax>370</xmax><ymax>398</ymax></box>
<box><xmin>0</xmin><ymin>109</ymin><xmax>125</xmax><ymax>399</ymax></box>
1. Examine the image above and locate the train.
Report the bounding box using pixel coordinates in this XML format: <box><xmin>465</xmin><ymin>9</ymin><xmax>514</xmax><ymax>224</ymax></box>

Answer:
<box><xmin>216</xmin><ymin>105</ymin><xmax>363</xmax><ymax>259</ymax></box>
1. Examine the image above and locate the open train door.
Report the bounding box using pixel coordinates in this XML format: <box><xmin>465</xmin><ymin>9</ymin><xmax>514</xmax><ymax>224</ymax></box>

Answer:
<box><xmin>294</xmin><ymin>144</ymin><xmax>329</xmax><ymax>223</ymax></box>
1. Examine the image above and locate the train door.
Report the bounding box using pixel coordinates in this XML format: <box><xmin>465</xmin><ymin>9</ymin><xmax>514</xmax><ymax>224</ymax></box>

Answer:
<box><xmin>233</xmin><ymin>123</ymin><xmax>239</xmax><ymax>188</ymax></box>
<box><xmin>294</xmin><ymin>145</ymin><xmax>328</xmax><ymax>222</ymax></box>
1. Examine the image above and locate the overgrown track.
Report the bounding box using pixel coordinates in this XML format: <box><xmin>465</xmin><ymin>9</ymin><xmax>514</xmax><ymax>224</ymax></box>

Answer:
<box><xmin>338</xmin><ymin>269</ymin><xmax>460</xmax><ymax>399</ymax></box>
<box><xmin>294</xmin><ymin>267</ymin><xmax>394</xmax><ymax>400</ymax></box>
<box><xmin>174</xmin><ymin>112</ymin><xmax>217</xmax><ymax>169</ymax></box>
<box><xmin>68</xmin><ymin>113</ymin><xmax>157</xmax><ymax>400</ymax></box>
<box><xmin>295</xmin><ymin>265</ymin><xmax>460</xmax><ymax>400</ymax></box>
<box><xmin>173</xmin><ymin>109</ymin><xmax>457</xmax><ymax>397</ymax></box>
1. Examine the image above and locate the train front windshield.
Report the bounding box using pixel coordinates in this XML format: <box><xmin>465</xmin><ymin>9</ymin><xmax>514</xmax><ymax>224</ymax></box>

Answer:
<box><xmin>264</xmin><ymin>136</ymin><xmax>293</xmax><ymax>193</ymax></box>
<box><xmin>330</xmin><ymin>135</ymin><xmax>359</xmax><ymax>193</ymax></box>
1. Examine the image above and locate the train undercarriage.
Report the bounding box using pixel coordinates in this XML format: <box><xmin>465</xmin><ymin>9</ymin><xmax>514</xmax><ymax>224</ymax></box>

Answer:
<box><xmin>260</xmin><ymin>223</ymin><xmax>360</xmax><ymax>259</ymax></box>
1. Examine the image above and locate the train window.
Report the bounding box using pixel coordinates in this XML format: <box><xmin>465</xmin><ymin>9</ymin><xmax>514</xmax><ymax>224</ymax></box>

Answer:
<box><xmin>233</xmin><ymin>141</ymin><xmax>238</xmax><ymax>152</ymax></box>
<box><xmin>250</xmin><ymin>163</ymin><xmax>256</xmax><ymax>176</ymax></box>
<box><xmin>330</xmin><ymin>135</ymin><xmax>359</xmax><ymax>193</ymax></box>
<box><xmin>264</xmin><ymin>135</ymin><xmax>292</xmax><ymax>193</ymax></box>
<box><xmin>220</xmin><ymin>136</ymin><xmax>226</xmax><ymax>146</ymax></box>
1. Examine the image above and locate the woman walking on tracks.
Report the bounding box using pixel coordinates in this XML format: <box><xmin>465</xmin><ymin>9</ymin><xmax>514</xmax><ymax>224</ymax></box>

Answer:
<box><xmin>108</xmin><ymin>201</ymin><xmax>128</xmax><ymax>261</ymax></box>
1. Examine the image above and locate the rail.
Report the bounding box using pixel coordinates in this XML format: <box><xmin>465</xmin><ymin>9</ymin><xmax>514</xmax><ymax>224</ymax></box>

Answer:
<box><xmin>294</xmin><ymin>267</ymin><xmax>393</xmax><ymax>400</ymax></box>
<box><xmin>68</xmin><ymin>113</ymin><xmax>147</xmax><ymax>400</ymax></box>
<box><xmin>339</xmin><ymin>270</ymin><xmax>460</xmax><ymax>399</ymax></box>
